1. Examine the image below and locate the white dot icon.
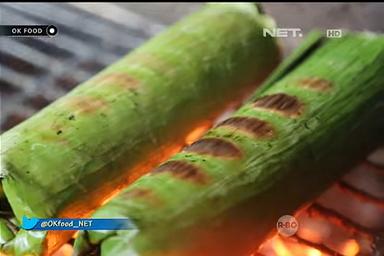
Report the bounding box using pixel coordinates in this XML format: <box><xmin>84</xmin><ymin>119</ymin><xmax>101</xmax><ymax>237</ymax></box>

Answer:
<box><xmin>47</xmin><ymin>26</ymin><xmax>57</xmax><ymax>37</ymax></box>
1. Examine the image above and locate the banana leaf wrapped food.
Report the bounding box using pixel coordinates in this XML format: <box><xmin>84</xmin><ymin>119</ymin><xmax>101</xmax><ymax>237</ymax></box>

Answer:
<box><xmin>72</xmin><ymin>32</ymin><xmax>384</xmax><ymax>256</ymax></box>
<box><xmin>0</xmin><ymin>4</ymin><xmax>279</xmax><ymax>221</ymax></box>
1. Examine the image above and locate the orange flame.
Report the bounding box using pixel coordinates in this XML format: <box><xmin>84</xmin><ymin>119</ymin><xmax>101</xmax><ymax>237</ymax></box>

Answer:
<box><xmin>51</xmin><ymin>244</ymin><xmax>73</xmax><ymax>256</ymax></box>
<box><xmin>185</xmin><ymin>123</ymin><xmax>210</xmax><ymax>145</ymax></box>
<box><xmin>259</xmin><ymin>235</ymin><xmax>326</xmax><ymax>256</ymax></box>
<box><xmin>307</xmin><ymin>248</ymin><xmax>322</xmax><ymax>256</ymax></box>
<box><xmin>340</xmin><ymin>239</ymin><xmax>359</xmax><ymax>256</ymax></box>
<box><xmin>273</xmin><ymin>236</ymin><xmax>294</xmax><ymax>256</ymax></box>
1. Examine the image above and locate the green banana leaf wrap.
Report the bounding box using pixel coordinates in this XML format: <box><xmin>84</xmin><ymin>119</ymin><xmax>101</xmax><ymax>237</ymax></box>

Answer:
<box><xmin>72</xmin><ymin>32</ymin><xmax>384</xmax><ymax>256</ymax></box>
<box><xmin>0</xmin><ymin>215</ymin><xmax>18</xmax><ymax>256</ymax></box>
<box><xmin>0</xmin><ymin>218</ymin><xmax>15</xmax><ymax>246</ymax></box>
<box><xmin>0</xmin><ymin>3</ymin><xmax>279</xmax><ymax>223</ymax></box>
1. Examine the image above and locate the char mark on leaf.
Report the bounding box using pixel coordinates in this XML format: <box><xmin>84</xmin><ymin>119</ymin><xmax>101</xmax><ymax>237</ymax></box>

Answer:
<box><xmin>184</xmin><ymin>138</ymin><xmax>242</xmax><ymax>159</ymax></box>
<box><xmin>152</xmin><ymin>160</ymin><xmax>208</xmax><ymax>184</ymax></box>
<box><xmin>253</xmin><ymin>93</ymin><xmax>302</xmax><ymax>117</ymax></box>
<box><xmin>216</xmin><ymin>116</ymin><xmax>274</xmax><ymax>138</ymax></box>
<box><xmin>298</xmin><ymin>77</ymin><xmax>332</xmax><ymax>91</ymax></box>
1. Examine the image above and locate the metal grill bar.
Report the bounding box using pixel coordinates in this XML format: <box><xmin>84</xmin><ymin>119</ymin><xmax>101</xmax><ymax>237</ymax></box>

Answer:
<box><xmin>336</xmin><ymin>181</ymin><xmax>384</xmax><ymax>207</ymax></box>
<box><xmin>1</xmin><ymin>65</ymin><xmax>39</xmax><ymax>92</ymax></box>
<box><xmin>365</xmin><ymin>161</ymin><xmax>384</xmax><ymax>175</ymax></box>
<box><xmin>16</xmin><ymin>37</ymin><xmax>74</xmax><ymax>59</ymax></box>
<box><xmin>65</xmin><ymin>3</ymin><xmax>164</xmax><ymax>37</ymax></box>
<box><xmin>0</xmin><ymin>50</ymin><xmax>46</xmax><ymax>75</ymax></box>
<box><xmin>308</xmin><ymin>203</ymin><xmax>377</xmax><ymax>237</ymax></box>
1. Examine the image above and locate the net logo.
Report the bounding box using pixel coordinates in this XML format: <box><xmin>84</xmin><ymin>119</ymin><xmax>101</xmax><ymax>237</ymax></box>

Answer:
<box><xmin>263</xmin><ymin>28</ymin><xmax>303</xmax><ymax>38</ymax></box>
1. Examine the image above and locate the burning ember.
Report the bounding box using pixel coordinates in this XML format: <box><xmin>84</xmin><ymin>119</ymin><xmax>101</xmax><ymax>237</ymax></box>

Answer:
<box><xmin>51</xmin><ymin>244</ymin><xmax>73</xmax><ymax>256</ymax></box>
<box><xmin>257</xmin><ymin>147</ymin><xmax>384</xmax><ymax>256</ymax></box>
<box><xmin>257</xmin><ymin>236</ymin><xmax>324</xmax><ymax>256</ymax></box>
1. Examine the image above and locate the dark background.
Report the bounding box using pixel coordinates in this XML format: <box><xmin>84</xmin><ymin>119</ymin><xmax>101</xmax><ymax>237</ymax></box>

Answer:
<box><xmin>119</xmin><ymin>3</ymin><xmax>384</xmax><ymax>54</ymax></box>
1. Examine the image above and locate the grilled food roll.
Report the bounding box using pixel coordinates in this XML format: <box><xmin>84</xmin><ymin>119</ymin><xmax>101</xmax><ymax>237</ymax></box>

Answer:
<box><xmin>0</xmin><ymin>3</ymin><xmax>279</xmax><ymax>221</ymax></box>
<box><xmin>73</xmin><ymin>32</ymin><xmax>384</xmax><ymax>256</ymax></box>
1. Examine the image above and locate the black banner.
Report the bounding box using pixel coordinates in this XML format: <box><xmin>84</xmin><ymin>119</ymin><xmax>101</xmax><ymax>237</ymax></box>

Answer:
<box><xmin>0</xmin><ymin>25</ymin><xmax>58</xmax><ymax>37</ymax></box>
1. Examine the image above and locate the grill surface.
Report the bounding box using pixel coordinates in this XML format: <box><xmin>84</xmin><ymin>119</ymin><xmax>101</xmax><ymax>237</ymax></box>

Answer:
<box><xmin>257</xmin><ymin>147</ymin><xmax>384</xmax><ymax>256</ymax></box>
<box><xmin>0</xmin><ymin>3</ymin><xmax>164</xmax><ymax>132</ymax></box>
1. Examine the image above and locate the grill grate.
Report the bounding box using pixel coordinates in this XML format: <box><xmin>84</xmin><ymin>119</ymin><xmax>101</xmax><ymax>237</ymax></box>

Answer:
<box><xmin>257</xmin><ymin>148</ymin><xmax>384</xmax><ymax>256</ymax></box>
<box><xmin>0</xmin><ymin>3</ymin><xmax>164</xmax><ymax>132</ymax></box>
